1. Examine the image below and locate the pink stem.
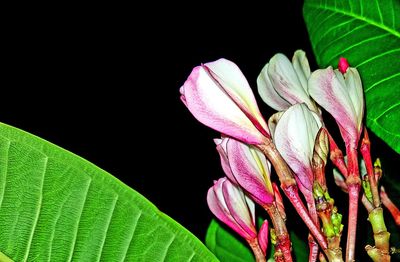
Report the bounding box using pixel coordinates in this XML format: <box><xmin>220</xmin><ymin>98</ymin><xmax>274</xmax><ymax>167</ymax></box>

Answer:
<box><xmin>283</xmin><ymin>185</ymin><xmax>328</xmax><ymax>251</ymax></box>
<box><xmin>346</xmin><ymin>184</ymin><xmax>360</xmax><ymax>262</ymax></box>
<box><xmin>264</xmin><ymin>204</ymin><xmax>293</xmax><ymax>262</ymax></box>
<box><xmin>360</xmin><ymin>128</ymin><xmax>380</xmax><ymax>208</ymax></box>
<box><xmin>248</xmin><ymin>238</ymin><xmax>267</xmax><ymax>262</ymax></box>
<box><xmin>380</xmin><ymin>186</ymin><xmax>400</xmax><ymax>226</ymax></box>
<box><xmin>259</xmin><ymin>142</ymin><xmax>328</xmax><ymax>253</ymax></box>
<box><xmin>328</xmin><ymin>133</ymin><xmax>348</xmax><ymax>178</ymax></box>
<box><xmin>345</xmin><ymin>147</ymin><xmax>361</xmax><ymax>262</ymax></box>
<box><xmin>306</xmin><ymin>194</ymin><xmax>320</xmax><ymax>262</ymax></box>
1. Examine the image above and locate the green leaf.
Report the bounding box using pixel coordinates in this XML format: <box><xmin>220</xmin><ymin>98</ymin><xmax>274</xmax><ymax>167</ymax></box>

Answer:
<box><xmin>290</xmin><ymin>231</ymin><xmax>308</xmax><ymax>262</ymax></box>
<box><xmin>206</xmin><ymin>219</ymin><xmax>255</xmax><ymax>262</ymax></box>
<box><xmin>0</xmin><ymin>122</ymin><xmax>217</xmax><ymax>261</ymax></box>
<box><xmin>205</xmin><ymin>219</ymin><xmax>308</xmax><ymax>262</ymax></box>
<box><xmin>303</xmin><ymin>0</ymin><xmax>400</xmax><ymax>153</ymax></box>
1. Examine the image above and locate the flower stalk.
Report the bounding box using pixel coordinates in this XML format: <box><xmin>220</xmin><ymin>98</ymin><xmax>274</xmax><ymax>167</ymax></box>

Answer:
<box><xmin>380</xmin><ymin>186</ymin><xmax>400</xmax><ymax>226</ymax></box>
<box><xmin>259</xmin><ymin>140</ymin><xmax>328</xmax><ymax>253</ymax></box>
<box><xmin>248</xmin><ymin>238</ymin><xmax>267</xmax><ymax>262</ymax></box>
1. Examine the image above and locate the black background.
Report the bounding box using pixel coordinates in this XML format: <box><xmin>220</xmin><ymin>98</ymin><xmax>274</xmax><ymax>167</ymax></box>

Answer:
<box><xmin>3</xmin><ymin>0</ymin><xmax>399</xmax><ymax>255</ymax></box>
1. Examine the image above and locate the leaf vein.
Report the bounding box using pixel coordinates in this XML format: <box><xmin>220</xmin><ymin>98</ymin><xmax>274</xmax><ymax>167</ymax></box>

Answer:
<box><xmin>0</xmin><ymin>140</ymin><xmax>11</xmax><ymax>209</ymax></box>
<box><xmin>305</xmin><ymin>3</ymin><xmax>400</xmax><ymax>38</ymax></box>
<box><xmin>24</xmin><ymin>156</ymin><xmax>48</xmax><ymax>261</ymax></box>
<box><xmin>355</xmin><ymin>48</ymin><xmax>400</xmax><ymax>68</ymax></box>
<box><xmin>374</xmin><ymin>101</ymin><xmax>400</xmax><ymax>121</ymax></box>
<box><xmin>365</xmin><ymin>72</ymin><xmax>400</xmax><ymax>92</ymax></box>
<box><xmin>97</xmin><ymin>195</ymin><xmax>119</xmax><ymax>262</ymax></box>
<box><xmin>67</xmin><ymin>178</ymin><xmax>92</xmax><ymax>262</ymax></box>
<box><xmin>324</xmin><ymin>32</ymin><xmax>391</xmax><ymax>64</ymax></box>
<box><xmin>120</xmin><ymin>211</ymin><xmax>142</xmax><ymax>262</ymax></box>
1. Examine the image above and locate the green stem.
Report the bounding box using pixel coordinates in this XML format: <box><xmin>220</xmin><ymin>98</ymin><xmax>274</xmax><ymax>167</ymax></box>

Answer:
<box><xmin>365</xmin><ymin>207</ymin><xmax>391</xmax><ymax>261</ymax></box>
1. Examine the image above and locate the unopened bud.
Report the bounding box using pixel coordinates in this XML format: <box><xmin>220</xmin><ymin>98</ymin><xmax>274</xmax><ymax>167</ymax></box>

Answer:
<box><xmin>338</xmin><ymin>57</ymin><xmax>349</xmax><ymax>74</ymax></box>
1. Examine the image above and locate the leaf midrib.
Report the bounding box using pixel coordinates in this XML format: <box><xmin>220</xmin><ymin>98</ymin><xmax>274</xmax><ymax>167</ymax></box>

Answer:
<box><xmin>305</xmin><ymin>3</ymin><xmax>400</xmax><ymax>38</ymax></box>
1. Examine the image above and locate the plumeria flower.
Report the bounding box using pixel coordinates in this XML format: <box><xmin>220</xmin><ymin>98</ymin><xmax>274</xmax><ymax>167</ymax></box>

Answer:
<box><xmin>207</xmin><ymin>177</ymin><xmax>270</xmax><ymax>256</ymax></box>
<box><xmin>215</xmin><ymin>137</ymin><xmax>274</xmax><ymax>207</ymax></box>
<box><xmin>180</xmin><ymin>58</ymin><xmax>270</xmax><ymax>145</ymax></box>
<box><xmin>207</xmin><ymin>177</ymin><xmax>257</xmax><ymax>240</ymax></box>
<box><xmin>257</xmin><ymin>50</ymin><xmax>319</xmax><ymax>113</ymax></box>
<box><xmin>271</xmin><ymin>103</ymin><xmax>322</xmax><ymax>192</ymax></box>
<box><xmin>308</xmin><ymin>64</ymin><xmax>364</xmax><ymax>149</ymax></box>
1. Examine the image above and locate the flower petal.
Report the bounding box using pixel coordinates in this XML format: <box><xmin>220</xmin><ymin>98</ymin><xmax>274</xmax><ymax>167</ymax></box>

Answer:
<box><xmin>181</xmin><ymin>59</ymin><xmax>269</xmax><ymax>144</ymax></box>
<box><xmin>308</xmin><ymin>67</ymin><xmax>359</xmax><ymax>147</ymax></box>
<box><xmin>258</xmin><ymin>220</ymin><xmax>269</xmax><ymax>255</ymax></box>
<box><xmin>226</xmin><ymin>138</ymin><xmax>274</xmax><ymax>206</ymax></box>
<box><xmin>292</xmin><ymin>49</ymin><xmax>311</xmax><ymax>90</ymax></box>
<box><xmin>274</xmin><ymin>104</ymin><xmax>322</xmax><ymax>191</ymax></box>
<box><xmin>268</xmin><ymin>111</ymin><xmax>284</xmax><ymax>140</ymax></box>
<box><xmin>268</xmin><ymin>53</ymin><xmax>315</xmax><ymax>110</ymax></box>
<box><xmin>222</xmin><ymin>179</ymin><xmax>257</xmax><ymax>239</ymax></box>
<box><xmin>257</xmin><ymin>63</ymin><xmax>291</xmax><ymax>111</ymax></box>
<box><xmin>205</xmin><ymin>59</ymin><xmax>270</xmax><ymax>137</ymax></box>
<box><xmin>207</xmin><ymin>178</ymin><xmax>252</xmax><ymax>240</ymax></box>
<box><xmin>214</xmin><ymin>138</ymin><xmax>236</xmax><ymax>183</ymax></box>
<box><xmin>345</xmin><ymin>68</ymin><xmax>364</xmax><ymax>134</ymax></box>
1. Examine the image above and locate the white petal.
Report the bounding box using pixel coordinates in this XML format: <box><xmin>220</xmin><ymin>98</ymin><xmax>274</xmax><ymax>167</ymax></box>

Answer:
<box><xmin>292</xmin><ymin>49</ymin><xmax>311</xmax><ymax>90</ymax></box>
<box><xmin>309</xmin><ymin>67</ymin><xmax>359</xmax><ymax>146</ymax></box>
<box><xmin>345</xmin><ymin>68</ymin><xmax>364</xmax><ymax>133</ymax></box>
<box><xmin>257</xmin><ymin>63</ymin><xmax>291</xmax><ymax>111</ymax></box>
<box><xmin>205</xmin><ymin>59</ymin><xmax>269</xmax><ymax>134</ymax></box>
<box><xmin>268</xmin><ymin>53</ymin><xmax>313</xmax><ymax>109</ymax></box>
<box><xmin>268</xmin><ymin>111</ymin><xmax>284</xmax><ymax>139</ymax></box>
<box><xmin>274</xmin><ymin>104</ymin><xmax>321</xmax><ymax>191</ymax></box>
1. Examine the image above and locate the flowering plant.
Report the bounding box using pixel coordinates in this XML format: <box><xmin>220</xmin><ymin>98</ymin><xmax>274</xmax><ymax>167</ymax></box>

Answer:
<box><xmin>181</xmin><ymin>51</ymin><xmax>399</xmax><ymax>261</ymax></box>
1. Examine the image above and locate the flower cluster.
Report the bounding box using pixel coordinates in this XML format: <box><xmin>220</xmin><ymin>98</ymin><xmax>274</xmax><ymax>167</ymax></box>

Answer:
<box><xmin>180</xmin><ymin>51</ymin><xmax>395</xmax><ymax>262</ymax></box>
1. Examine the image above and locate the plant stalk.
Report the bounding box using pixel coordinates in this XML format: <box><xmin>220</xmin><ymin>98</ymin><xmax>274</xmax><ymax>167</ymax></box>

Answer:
<box><xmin>248</xmin><ymin>238</ymin><xmax>267</xmax><ymax>262</ymax></box>
<box><xmin>364</xmin><ymin>207</ymin><xmax>391</xmax><ymax>261</ymax></box>
<box><xmin>259</xmin><ymin>141</ymin><xmax>328</xmax><ymax>253</ymax></box>
<box><xmin>360</xmin><ymin>128</ymin><xmax>380</xmax><ymax>208</ymax></box>
<box><xmin>264</xmin><ymin>204</ymin><xmax>292</xmax><ymax>262</ymax></box>
<box><xmin>380</xmin><ymin>186</ymin><xmax>400</xmax><ymax>226</ymax></box>
<box><xmin>344</xmin><ymin>147</ymin><xmax>360</xmax><ymax>262</ymax></box>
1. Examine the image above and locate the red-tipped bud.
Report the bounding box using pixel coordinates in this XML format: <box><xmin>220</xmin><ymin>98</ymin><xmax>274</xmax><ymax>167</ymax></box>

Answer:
<box><xmin>338</xmin><ymin>57</ymin><xmax>349</xmax><ymax>74</ymax></box>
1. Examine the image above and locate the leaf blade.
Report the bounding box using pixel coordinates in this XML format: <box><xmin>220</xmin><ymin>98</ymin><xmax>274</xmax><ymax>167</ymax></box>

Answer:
<box><xmin>303</xmin><ymin>0</ymin><xmax>400</xmax><ymax>153</ymax></box>
<box><xmin>0</xmin><ymin>122</ymin><xmax>217</xmax><ymax>261</ymax></box>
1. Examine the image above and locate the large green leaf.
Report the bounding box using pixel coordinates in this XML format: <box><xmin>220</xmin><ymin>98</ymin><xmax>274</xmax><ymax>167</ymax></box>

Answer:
<box><xmin>0</xmin><ymin>122</ymin><xmax>217</xmax><ymax>261</ymax></box>
<box><xmin>206</xmin><ymin>219</ymin><xmax>256</xmax><ymax>262</ymax></box>
<box><xmin>205</xmin><ymin>219</ymin><xmax>307</xmax><ymax>262</ymax></box>
<box><xmin>303</xmin><ymin>0</ymin><xmax>400</xmax><ymax>153</ymax></box>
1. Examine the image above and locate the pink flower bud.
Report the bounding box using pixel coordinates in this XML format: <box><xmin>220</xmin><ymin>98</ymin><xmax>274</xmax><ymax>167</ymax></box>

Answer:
<box><xmin>207</xmin><ymin>178</ymin><xmax>257</xmax><ymax>240</ymax></box>
<box><xmin>338</xmin><ymin>57</ymin><xmax>349</xmax><ymax>74</ymax></box>
<box><xmin>220</xmin><ymin>137</ymin><xmax>275</xmax><ymax>206</ymax></box>
<box><xmin>180</xmin><ymin>58</ymin><xmax>270</xmax><ymax>145</ymax></box>
<box><xmin>257</xmin><ymin>50</ymin><xmax>319</xmax><ymax>113</ymax></box>
<box><xmin>309</xmin><ymin>66</ymin><xmax>364</xmax><ymax>149</ymax></box>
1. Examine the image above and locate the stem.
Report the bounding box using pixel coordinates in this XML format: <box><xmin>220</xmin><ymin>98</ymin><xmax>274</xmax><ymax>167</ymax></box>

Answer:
<box><xmin>259</xmin><ymin>141</ymin><xmax>328</xmax><ymax>252</ymax></box>
<box><xmin>380</xmin><ymin>186</ymin><xmax>400</xmax><ymax>226</ymax></box>
<box><xmin>346</xmin><ymin>184</ymin><xmax>360</xmax><ymax>262</ymax></box>
<box><xmin>264</xmin><ymin>204</ymin><xmax>292</xmax><ymax>262</ymax></box>
<box><xmin>248</xmin><ymin>238</ymin><xmax>267</xmax><ymax>262</ymax></box>
<box><xmin>306</xmin><ymin>194</ymin><xmax>320</xmax><ymax>262</ymax></box>
<box><xmin>328</xmin><ymin>133</ymin><xmax>348</xmax><ymax>178</ymax></box>
<box><xmin>345</xmin><ymin>147</ymin><xmax>360</xmax><ymax>262</ymax></box>
<box><xmin>367</xmin><ymin>208</ymin><xmax>390</xmax><ymax>255</ymax></box>
<box><xmin>283</xmin><ymin>185</ymin><xmax>328</xmax><ymax>251</ymax></box>
<box><xmin>360</xmin><ymin>128</ymin><xmax>380</xmax><ymax>207</ymax></box>
<box><xmin>308</xmin><ymin>234</ymin><xmax>319</xmax><ymax>262</ymax></box>
<box><xmin>361</xmin><ymin>194</ymin><xmax>374</xmax><ymax>213</ymax></box>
